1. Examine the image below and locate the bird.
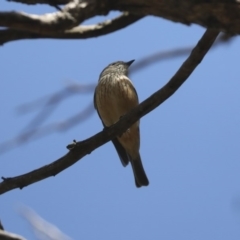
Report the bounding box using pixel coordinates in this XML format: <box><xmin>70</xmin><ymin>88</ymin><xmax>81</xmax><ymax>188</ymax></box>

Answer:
<box><xmin>94</xmin><ymin>60</ymin><xmax>149</xmax><ymax>187</ymax></box>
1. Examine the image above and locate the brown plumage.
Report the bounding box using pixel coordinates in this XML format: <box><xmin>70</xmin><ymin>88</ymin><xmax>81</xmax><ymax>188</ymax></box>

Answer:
<box><xmin>94</xmin><ymin>60</ymin><xmax>149</xmax><ymax>187</ymax></box>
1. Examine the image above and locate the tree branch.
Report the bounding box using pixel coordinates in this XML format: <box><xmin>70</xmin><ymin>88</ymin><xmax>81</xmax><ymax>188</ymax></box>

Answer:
<box><xmin>112</xmin><ymin>0</ymin><xmax>240</xmax><ymax>34</ymax></box>
<box><xmin>0</xmin><ymin>0</ymin><xmax>109</xmax><ymax>34</ymax></box>
<box><xmin>0</xmin><ymin>28</ymin><xmax>219</xmax><ymax>195</ymax></box>
<box><xmin>1</xmin><ymin>0</ymin><xmax>240</xmax><ymax>39</ymax></box>
<box><xmin>0</xmin><ymin>12</ymin><xmax>143</xmax><ymax>45</ymax></box>
<box><xmin>0</xmin><ymin>0</ymin><xmax>239</xmax><ymax>45</ymax></box>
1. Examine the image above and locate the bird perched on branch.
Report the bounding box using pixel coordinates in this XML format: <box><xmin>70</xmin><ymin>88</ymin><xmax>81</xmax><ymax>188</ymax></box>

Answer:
<box><xmin>94</xmin><ymin>60</ymin><xmax>149</xmax><ymax>187</ymax></box>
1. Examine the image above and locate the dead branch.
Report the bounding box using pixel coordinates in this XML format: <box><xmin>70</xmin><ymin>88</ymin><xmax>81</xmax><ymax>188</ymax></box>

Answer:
<box><xmin>0</xmin><ymin>0</ymin><xmax>240</xmax><ymax>46</ymax></box>
<box><xmin>0</xmin><ymin>0</ymin><xmax>111</xmax><ymax>34</ymax></box>
<box><xmin>0</xmin><ymin>12</ymin><xmax>142</xmax><ymax>45</ymax></box>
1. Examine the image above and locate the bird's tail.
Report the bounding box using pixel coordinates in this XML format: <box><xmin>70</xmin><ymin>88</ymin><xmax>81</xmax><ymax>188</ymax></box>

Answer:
<box><xmin>130</xmin><ymin>154</ymin><xmax>149</xmax><ymax>187</ymax></box>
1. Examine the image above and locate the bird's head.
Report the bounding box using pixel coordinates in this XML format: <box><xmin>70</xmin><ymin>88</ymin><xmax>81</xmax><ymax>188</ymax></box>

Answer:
<box><xmin>99</xmin><ymin>60</ymin><xmax>135</xmax><ymax>78</ymax></box>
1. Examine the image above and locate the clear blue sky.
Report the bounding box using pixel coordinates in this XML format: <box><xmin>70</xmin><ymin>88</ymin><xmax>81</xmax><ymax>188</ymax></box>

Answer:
<box><xmin>1</xmin><ymin>2</ymin><xmax>240</xmax><ymax>240</ymax></box>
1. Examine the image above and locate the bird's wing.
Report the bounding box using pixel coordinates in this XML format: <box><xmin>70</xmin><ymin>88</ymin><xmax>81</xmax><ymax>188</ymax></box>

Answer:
<box><xmin>122</xmin><ymin>75</ymin><xmax>139</xmax><ymax>101</ymax></box>
<box><xmin>94</xmin><ymin>88</ymin><xmax>130</xmax><ymax>166</ymax></box>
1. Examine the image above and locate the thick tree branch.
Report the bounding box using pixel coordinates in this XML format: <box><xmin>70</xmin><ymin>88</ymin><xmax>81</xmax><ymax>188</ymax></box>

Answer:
<box><xmin>1</xmin><ymin>0</ymin><xmax>240</xmax><ymax>40</ymax></box>
<box><xmin>0</xmin><ymin>28</ymin><xmax>219</xmax><ymax>195</ymax></box>
<box><xmin>112</xmin><ymin>0</ymin><xmax>240</xmax><ymax>34</ymax></box>
<box><xmin>0</xmin><ymin>0</ymin><xmax>239</xmax><ymax>45</ymax></box>
<box><xmin>0</xmin><ymin>0</ymin><xmax>110</xmax><ymax>34</ymax></box>
<box><xmin>0</xmin><ymin>12</ymin><xmax>143</xmax><ymax>45</ymax></box>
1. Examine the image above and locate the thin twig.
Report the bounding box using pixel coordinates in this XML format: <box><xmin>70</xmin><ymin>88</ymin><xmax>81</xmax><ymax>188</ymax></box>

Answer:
<box><xmin>0</xmin><ymin>103</ymin><xmax>94</xmax><ymax>154</ymax></box>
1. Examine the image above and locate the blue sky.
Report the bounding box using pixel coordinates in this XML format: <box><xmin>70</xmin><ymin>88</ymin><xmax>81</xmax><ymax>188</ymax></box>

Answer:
<box><xmin>1</xmin><ymin>2</ymin><xmax>240</xmax><ymax>240</ymax></box>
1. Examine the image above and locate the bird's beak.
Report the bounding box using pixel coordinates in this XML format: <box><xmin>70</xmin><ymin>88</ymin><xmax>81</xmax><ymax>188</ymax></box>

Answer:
<box><xmin>126</xmin><ymin>59</ymin><xmax>135</xmax><ymax>66</ymax></box>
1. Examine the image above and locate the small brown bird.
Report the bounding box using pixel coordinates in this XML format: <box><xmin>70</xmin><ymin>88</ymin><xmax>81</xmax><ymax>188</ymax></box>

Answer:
<box><xmin>94</xmin><ymin>60</ymin><xmax>149</xmax><ymax>187</ymax></box>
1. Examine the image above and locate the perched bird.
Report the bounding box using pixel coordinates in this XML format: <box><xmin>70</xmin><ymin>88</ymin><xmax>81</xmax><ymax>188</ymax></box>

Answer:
<box><xmin>94</xmin><ymin>60</ymin><xmax>149</xmax><ymax>187</ymax></box>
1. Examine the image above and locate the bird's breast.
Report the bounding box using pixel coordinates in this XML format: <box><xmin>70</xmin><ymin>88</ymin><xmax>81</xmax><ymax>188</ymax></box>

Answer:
<box><xmin>95</xmin><ymin>74</ymin><xmax>139</xmax><ymax>126</ymax></box>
